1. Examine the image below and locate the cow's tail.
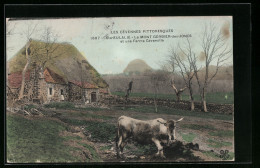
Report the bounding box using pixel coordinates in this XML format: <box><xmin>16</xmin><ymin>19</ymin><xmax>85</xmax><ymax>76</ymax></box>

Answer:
<box><xmin>115</xmin><ymin>121</ymin><xmax>120</xmax><ymax>158</ymax></box>
<box><xmin>115</xmin><ymin>118</ymin><xmax>120</xmax><ymax>149</ymax></box>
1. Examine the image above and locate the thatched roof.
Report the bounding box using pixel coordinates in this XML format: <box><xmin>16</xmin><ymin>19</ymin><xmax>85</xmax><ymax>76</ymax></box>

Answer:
<box><xmin>7</xmin><ymin>40</ymin><xmax>109</xmax><ymax>88</ymax></box>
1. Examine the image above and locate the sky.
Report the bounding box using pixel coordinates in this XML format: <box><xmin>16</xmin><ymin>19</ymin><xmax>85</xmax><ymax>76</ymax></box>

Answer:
<box><xmin>6</xmin><ymin>16</ymin><xmax>233</xmax><ymax>74</ymax></box>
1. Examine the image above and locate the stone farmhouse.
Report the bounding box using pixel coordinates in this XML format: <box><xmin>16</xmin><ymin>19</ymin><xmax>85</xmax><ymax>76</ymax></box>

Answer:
<box><xmin>7</xmin><ymin>62</ymin><xmax>109</xmax><ymax>104</ymax></box>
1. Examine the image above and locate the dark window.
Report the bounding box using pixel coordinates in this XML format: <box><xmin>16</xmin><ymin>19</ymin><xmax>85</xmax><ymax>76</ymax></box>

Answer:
<box><xmin>49</xmin><ymin>88</ymin><xmax>52</xmax><ymax>95</ymax></box>
<box><xmin>61</xmin><ymin>89</ymin><xmax>64</xmax><ymax>95</ymax></box>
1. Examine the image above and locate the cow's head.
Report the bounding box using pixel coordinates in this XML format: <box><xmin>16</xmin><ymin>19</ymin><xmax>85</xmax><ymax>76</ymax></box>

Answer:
<box><xmin>157</xmin><ymin>117</ymin><xmax>183</xmax><ymax>144</ymax></box>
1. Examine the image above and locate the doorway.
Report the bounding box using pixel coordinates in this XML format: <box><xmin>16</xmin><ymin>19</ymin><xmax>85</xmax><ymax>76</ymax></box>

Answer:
<box><xmin>91</xmin><ymin>92</ymin><xmax>97</xmax><ymax>102</ymax></box>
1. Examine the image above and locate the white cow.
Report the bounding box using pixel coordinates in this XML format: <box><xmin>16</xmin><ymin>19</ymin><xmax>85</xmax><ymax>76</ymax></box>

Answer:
<box><xmin>116</xmin><ymin>116</ymin><xmax>183</xmax><ymax>158</ymax></box>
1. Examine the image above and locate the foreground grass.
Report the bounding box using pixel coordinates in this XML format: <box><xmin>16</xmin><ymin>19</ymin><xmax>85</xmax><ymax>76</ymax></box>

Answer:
<box><xmin>6</xmin><ymin>113</ymin><xmax>99</xmax><ymax>163</ymax></box>
<box><xmin>84</xmin><ymin>121</ymin><xmax>116</xmax><ymax>142</ymax></box>
<box><xmin>57</xmin><ymin>117</ymin><xmax>116</xmax><ymax>143</ymax></box>
<box><xmin>181</xmin><ymin>124</ymin><xmax>216</xmax><ymax>131</ymax></box>
<box><xmin>112</xmin><ymin>92</ymin><xmax>234</xmax><ymax>104</ymax></box>
<box><xmin>62</xmin><ymin>111</ymin><xmax>113</xmax><ymax>121</ymax></box>
<box><xmin>181</xmin><ymin>133</ymin><xmax>196</xmax><ymax>143</ymax></box>
<box><xmin>43</xmin><ymin>101</ymin><xmax>233</xmax><ymax>121</ymax></box>
<box><xmin>209</xmin><ymin>130</ymin><xmax>234</xmax><ymax>138</ymax></box>
<box><xmin>44</xmin><ymin>102</ymin><xmax>104</xmax><ymax>111</ymax></box>
<box><xmin>118</xmin><ymin>105</ymin><xmax>233</xmax><ymax>121</ymax></box>
<box><xmin>207</xmin><ymin>139</ymin><xmax>232</xmax><ymax>148</ymax></box>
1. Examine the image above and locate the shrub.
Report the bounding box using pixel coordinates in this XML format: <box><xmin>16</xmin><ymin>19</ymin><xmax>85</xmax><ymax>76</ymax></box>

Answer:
<box><xmin>44</xmin><ymin>102</ymin><xmax>75</xmax><ymax>109</ymax></box>
<box><xmin>24</xmin><ymin>104</ymin><xmax>37</xmax><ymax>111</ymax></box>
<box><xmin>84</xmin><ymin>121</ymin><xmax>116</xmax><ymax>142</ymax></box>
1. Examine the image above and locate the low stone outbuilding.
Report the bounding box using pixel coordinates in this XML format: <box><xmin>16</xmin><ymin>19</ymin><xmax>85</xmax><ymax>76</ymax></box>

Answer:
<box><xmin>69</xmin><ymin>80</ymin><xmax>99</xmax><ymax>103</ymax></box>
<box><xmin>42</xmin><ymin>68</ymin><xmax>69</xmax><ymax>103</ymax></box>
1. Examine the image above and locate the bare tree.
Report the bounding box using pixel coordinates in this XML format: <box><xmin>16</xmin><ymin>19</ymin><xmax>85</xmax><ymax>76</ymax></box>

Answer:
<box><xmin>18</xmin><ymin>25</ymin><xmax>68</xmax><ymax>100</ymax></box>
<box><xmin>167</xmin><ymin>38</ymin><xmax>197</xmax><ymax>110</ymax></box>
<box><xmin>6</xmin><ymin>19</ymin><xmax>16</xmax><ymax>94</ymax></box>
<box><xmin>193</xmin><ymin>23</ymin><xmax>232</xmax><ymax>112</ymax></box>
<box><xmin>35</xmin><ymin>27</ymin><xmax>69</xmax><ymax>70</ymax></box>
<box><xmin>18</xmin><ymin>23</ymin><xmax>38</xmax><ymax>100</ymax></box>
<box><xmin>6</xmin><ymin>19</ymin><xmax>16</xmax><ymax>36</ymax></box>
<box><xmin>164</xmin><ymin>60</ymin><xmax>188</xmax><ymax>102</ymax></box>
<box><xmin>170</xmin><ymin>79</ymin><xmax>187</xmax><ymax>102</ymax></box>
<box><xmin>77</xmin><ymin>60</ymin><xmax>91</xmax><ymax>103</ymax></box>
<box><xmin>148</xmin><ymin>70</ymin><xmax>168</xmax><ymax>112</ymax></box>
<box><xmin>162</xmin><ymin>53</ymin><xmax>188</xmax><ymax>102</ymax></box>
<box><xmin>6</xmin><ymin>19</ymin><xmax>17</xmax><ymax>51</ymax></box>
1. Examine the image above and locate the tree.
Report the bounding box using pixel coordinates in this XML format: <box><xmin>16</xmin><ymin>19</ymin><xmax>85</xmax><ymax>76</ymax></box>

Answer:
<box><xmin>77</xmin><ymin>60</ymin><xmax>91</xmax><ymax>103</ymax></box>
<box><xmin>167</xmin><ymin>37</ymin><xmax>197</xmax><ymax>110</ymax></box>
<box><xmin>192</xmin><ymin>23</ymin><xmax>232</xmax><ymax>112</ymax></box>
<box><xmin>163</xmin><ymin>59</ymin><xmax>188</xmax><ymax>102</ymax></box>
<box><xmin>18</xmin><ymin>23</ymin><xmax>38</xmax><ymax>100</ymax></box>
<box><xmin>6</xmin><ymin>18</ymin><xmax>17</xmax><ymax>51</ymax></box>
<box><xmin>18</xmin><ymin>25</ymin><xmax>67</xmax><ymax>100</ymax></box>
<box><xmin>148</xmin><ymin>70</ymin><xmax>168</xmax><ymax>112</ymax></box>
<box><xmin>35</xmin><ymin>27</ymin><xmax>69</xmax><ymax>70</ymax></box>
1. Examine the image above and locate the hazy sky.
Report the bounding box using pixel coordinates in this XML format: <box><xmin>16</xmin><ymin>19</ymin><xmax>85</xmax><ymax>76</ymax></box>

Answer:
<box><xmin>6</xmin><ymin>16</ymin><xmax>233</xmax><ymax>74</ymax></box>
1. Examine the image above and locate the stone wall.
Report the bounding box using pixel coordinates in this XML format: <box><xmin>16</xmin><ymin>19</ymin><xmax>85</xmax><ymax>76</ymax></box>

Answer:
<box><xmin>68</xmin><ymin>82</ymin><xmax>100</xmax><ymax>103</ymax></box>
<box><xmin>84</xmin><ymin>88</ymin><xmax>99</xmax><ymax>103</ymax></box>
<box><xmin>100</xmin><ymin>95</ymin><xmax>234</xmax><ymax>115</ymax></box>
<box><xmin>68</xmin><ymin>83</ymin><xmax>82</xmax><ymax>102</ymax></box>
<box><xmin>46</xmin><ymin>83</ymin><xmax>69</xmax><ymax>103</ymax></box>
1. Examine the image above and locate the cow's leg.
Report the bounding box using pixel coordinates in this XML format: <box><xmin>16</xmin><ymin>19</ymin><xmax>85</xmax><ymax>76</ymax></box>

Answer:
<box><xmin>119</xmin><ymin>132</ymin><xmax>128</xmax><ymax>156</ymax></box>
<box><xmin>152</xmin><ymin>138</ymin><xmax>165</xmax><ymax>158</ymax></box>
<box><xmin>117</xmin><ymin>135</ymin><xmax>123</xmax><ymax>157</ymax></box>
<box><xmin>120</xmin><ymin>141</ymin><xmax>127</xmax><ymax>153</ymax></box>
<box><xmin>116</xmin><ymin>127</ymin><xmax>124</xmax><ymax>158</ymax></box>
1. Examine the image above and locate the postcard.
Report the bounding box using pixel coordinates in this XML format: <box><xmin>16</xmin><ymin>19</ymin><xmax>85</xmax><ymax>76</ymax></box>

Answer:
<box><xmin>6</xmin><ymin>16</ymin><xmax>234</xmax><ymax>163</ymax></box>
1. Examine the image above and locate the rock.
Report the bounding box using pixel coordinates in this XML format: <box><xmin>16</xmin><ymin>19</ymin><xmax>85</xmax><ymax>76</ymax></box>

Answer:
<box><xmin>126</xmin><ymin>155</ymin><xmax>137</xmax><ymax>159</ymax></box>
<box><xmin>140</xmin><ymin>156</ymin><xmax>145</xmax><ymax>159</ymax></box>
<box><xmin>83</xmin><ymin>151</ymin><xmax>91</xmax><ymax>159</ymax></box>
<box><xmin>186</xmin><ymin>142</ymin><xmax>199</xmax><ymax>151</ymax></box>
<box><xmin>104</xmin><ymin>150</ymin><xmax>111</xmax><ymax>154</ymax></box>
<box><xmin>70</xmin><ymin>126</ymin><xmax>81</xmax><ymax>133</ymax></box>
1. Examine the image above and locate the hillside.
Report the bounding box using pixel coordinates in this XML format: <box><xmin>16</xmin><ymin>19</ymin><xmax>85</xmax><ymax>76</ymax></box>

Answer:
<box><xmin>198</xmin><ymin>65</ymin><xmax>233</xmax><ymax>80</ymax></box>
<box><xmin>123</xmin><ymin>59</ymin><xmax>152</xmax><ymax>75</ymax></box>
<box><xmin>103</xmin><ymin>65</ymin><xmax>233</xmax><ymax>94</ymax></box>
<box><xmin>7</xmin><ymin>40</ymin><xmax>108</xmax><ymax>88</ymax></box>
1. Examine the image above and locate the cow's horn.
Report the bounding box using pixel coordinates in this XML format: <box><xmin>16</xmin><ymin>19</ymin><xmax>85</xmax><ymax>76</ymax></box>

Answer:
<box><xmin>176</xmin><ymin>117</ymin><xmax>184</xmax><ymax>123</ymax></box>
<box><xmin>157</xmin><ymin>120</ymin><xmax>166</xmax><ymax>125</ymax></box>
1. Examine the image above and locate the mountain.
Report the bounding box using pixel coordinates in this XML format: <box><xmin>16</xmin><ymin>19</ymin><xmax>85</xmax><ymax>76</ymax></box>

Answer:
<box><xmin>123</xmin><ymin>59</ymin><xmax>152</xmax><ymax>75</ymax></box>
<box><xmin>7</xmin><ymin>40</ymin><xmax>108</xmax><ymax>88</ymax></box>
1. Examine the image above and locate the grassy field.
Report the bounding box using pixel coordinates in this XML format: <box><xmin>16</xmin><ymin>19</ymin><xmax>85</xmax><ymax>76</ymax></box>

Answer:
<box><xmin>6</xmin><ymin>113</ymin><xmax>100</xmax><ymax>163</ymax></box>
<box><xmin>117</xmin><ymin>105</ymin><xmax>233</xmax><ymax>121</ymax></box>
<box><xmin>7</xmin><ymin>101</ymin><xmax>234</xmax><ymax>162</ymax></box>
<box><xmin>112</xmin><ymin>92</ymin><xmax>234</xmax><ymax>104</ymax></box>
<box><xmin>44</xmin><ymin>102</ymin><xmax>233</xmax><ymax>121</ymax></box>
